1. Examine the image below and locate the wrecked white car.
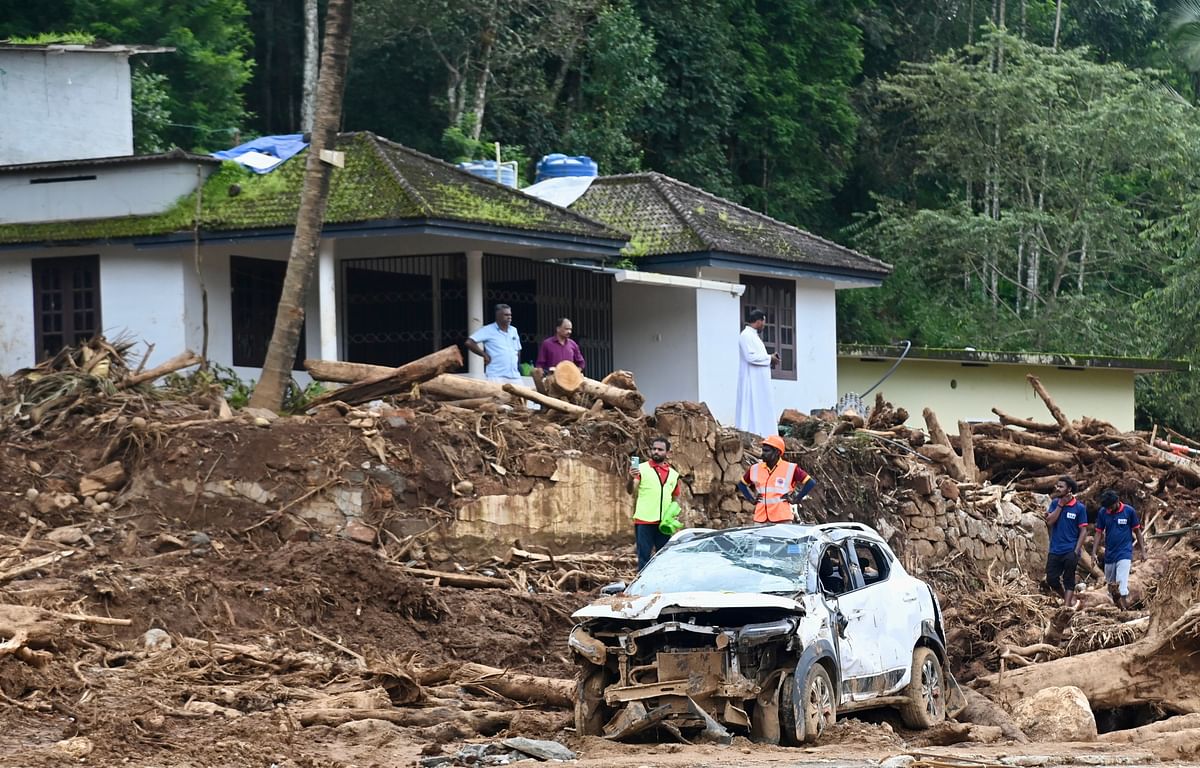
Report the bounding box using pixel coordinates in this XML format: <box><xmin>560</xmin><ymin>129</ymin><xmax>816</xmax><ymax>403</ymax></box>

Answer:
<box><xmin>569</xmin><ymin>522</ymin><xmax>954</xmax><ymax>744</ymax></box>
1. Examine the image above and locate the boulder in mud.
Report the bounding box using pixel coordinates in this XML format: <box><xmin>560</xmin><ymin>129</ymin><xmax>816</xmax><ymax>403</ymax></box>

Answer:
<box><xmin>1010</xmin><ymin>685</ymin><xmax>1097</xmax><ymax>742</ymax></box>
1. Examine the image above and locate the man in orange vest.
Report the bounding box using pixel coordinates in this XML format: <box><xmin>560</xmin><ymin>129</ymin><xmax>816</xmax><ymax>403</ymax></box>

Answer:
<box><xmin>737</xmin><ymin>435</ymin><xmax>815</xmax><ymax>523</ymax></box>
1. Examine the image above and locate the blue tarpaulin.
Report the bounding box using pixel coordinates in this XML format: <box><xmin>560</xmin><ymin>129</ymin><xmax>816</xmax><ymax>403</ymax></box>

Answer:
<box><xmin>212</xmin><ymin>134</ymin><xmax>308</xmax><ymax>174</ymax></box>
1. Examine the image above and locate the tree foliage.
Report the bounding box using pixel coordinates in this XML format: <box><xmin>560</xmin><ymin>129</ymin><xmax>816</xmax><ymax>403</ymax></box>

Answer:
<box><xmin>11</xmin><ymin>0</ymin><xmax>1200</xmax><ymax>431</ymax></box>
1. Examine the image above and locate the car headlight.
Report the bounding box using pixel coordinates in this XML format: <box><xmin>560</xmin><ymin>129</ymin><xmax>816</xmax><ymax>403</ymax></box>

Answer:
<box><xmin>569</xmin><ymin>626</ymin><xmax>607</xmax><ymax>666</ymax></box>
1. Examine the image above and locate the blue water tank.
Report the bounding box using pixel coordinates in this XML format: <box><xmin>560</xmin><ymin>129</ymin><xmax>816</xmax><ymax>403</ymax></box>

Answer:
<box><xmin>535</xmin><ymin>154</ymin><xmax>598</xmax><ymax>183</ymax></box>
<box><xmin>457</xmin><ymin>160</ymin><xmax>518</xmax><ymax>188</ymax></box>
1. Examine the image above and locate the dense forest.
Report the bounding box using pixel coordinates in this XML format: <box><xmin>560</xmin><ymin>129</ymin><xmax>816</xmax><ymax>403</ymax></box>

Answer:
<box><xmin>3</xmin><ymin>0</ymin><xmax>1200</xmax><ymax>431</ymax></box>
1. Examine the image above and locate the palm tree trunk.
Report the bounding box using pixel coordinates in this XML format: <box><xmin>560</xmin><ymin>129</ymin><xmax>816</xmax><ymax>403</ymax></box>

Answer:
<box><xmin>250</xmin><ymin>0</ymin><xmax>354</xmax><ymax>411</ymax></box>
<box><xmin>301</xmin><ymin>0</ymin><xmax>319</xmax><ymax>132</ymax></box>
<box><xmin>1053</xmin><ymin>0</ymin><xmax>1063</xmax><ymax>51</ymax></box>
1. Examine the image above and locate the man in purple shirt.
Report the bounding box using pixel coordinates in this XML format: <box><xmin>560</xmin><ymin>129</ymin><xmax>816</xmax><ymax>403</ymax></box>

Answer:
<box><xmin>535</xmin><ymin>317</ymin><xmax>586</xmax><ymax>374</ymax></box>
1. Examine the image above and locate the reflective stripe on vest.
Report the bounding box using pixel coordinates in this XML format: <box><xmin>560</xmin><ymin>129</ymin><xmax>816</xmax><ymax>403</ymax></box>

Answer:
<box><xmin>750</xmin><ymin>460</ymin><xmax>797</xmax><ymax>523</ymax></box>
<box><xmin>633</xmin><ymin>464</ymin><xmax>680</xmax><ymax>523</ymax></box>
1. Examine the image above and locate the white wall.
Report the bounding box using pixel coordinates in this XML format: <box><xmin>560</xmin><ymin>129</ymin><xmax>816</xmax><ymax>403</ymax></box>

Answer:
<box><xmin>0</xmin><ymin>162</ymin><xmax>211</xmax><ymax>224</ymax></box>
<box><xmin>0</xmin><ymin>255</ymin><xmax>35</xmax><ymax>373</ymax></box>
<box><xmin>613</xmin><ymin>283</ymin><xmax>699</xmax><ymax>410</ymax></box>
<box><xmin>0</xmin><ymin>246</ymin><xmax>189</xmax><ymax>373</ymax></box>
<box><xmin>789</xmin><ymin>278</ymin><xmax>838</xmax><ymax>413</ymax></box>
<box><xmin>183</xmin><ymin>242</ymin><xmax>321</xmax><ymax>385</ymax></box>
<box><xmin>694</xmin><ymin>288</ymin><xmax>742</xmax><ymax>424</ymax></box>
<box><xmin>0</xmin><ymin>50</ymin><xmax>133</xmax><ymax>165</ymax></box>
<box><xmin>700</xmin><ymin>268</ymin><xmax>840</xmax><ymax>417</ymax></box>
<box><xmin>100</xmin><ymin>247</ymin><xmax>188</xmax><ymax>359</ymax></box>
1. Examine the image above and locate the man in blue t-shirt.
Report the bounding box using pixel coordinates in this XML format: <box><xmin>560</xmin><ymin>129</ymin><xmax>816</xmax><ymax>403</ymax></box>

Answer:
<box><xmin>1045</xmin><ymin>475</ymin><xmax>1088</xmax><ymax>608</ymax></box>
<box><xmin>465</xmin><ymin>304</ymin><xmax>522</xmax><ymax>385</ymax></box>
<box><xmin>1091</xmin><ymin>489</ymin><xmax>1145</xmax><ymax>611</ymax></box>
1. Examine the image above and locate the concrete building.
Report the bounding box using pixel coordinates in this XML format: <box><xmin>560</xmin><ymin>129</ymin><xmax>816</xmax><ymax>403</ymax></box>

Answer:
<box><xmin>0</xmin><ymin>43</ymin><xmax>170</xmax><ymax>165</ymax></box>
<box><xmin>837</xmin><ymin>345</ymin><xmax>1189</xmax><ymax>432</ymax></box>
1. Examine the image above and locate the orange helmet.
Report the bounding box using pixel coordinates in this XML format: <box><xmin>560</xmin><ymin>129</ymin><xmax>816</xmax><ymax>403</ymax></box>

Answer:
<box><xmin>761</xmin><ymin>435</ymin><xmax>786</xmax><ymax>453</ymax></box>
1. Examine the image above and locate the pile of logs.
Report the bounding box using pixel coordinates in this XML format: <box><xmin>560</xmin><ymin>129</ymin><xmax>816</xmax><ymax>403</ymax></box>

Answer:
<box><xmin>305</xmin><ymin>346</ymin><xmax>645</xmax><ymax>419</ymax></box>
<box><xmin>852</xmin><ymin>374</ymin><xmax>1200</xmax><ymax>501</ymax></box>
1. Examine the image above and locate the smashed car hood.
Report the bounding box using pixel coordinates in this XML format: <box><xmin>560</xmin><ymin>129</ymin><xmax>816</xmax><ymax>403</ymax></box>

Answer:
<box><xmin>572</xmin><ymin>591</ymin><xmax>803</xmax><ymax>621</ymax></box>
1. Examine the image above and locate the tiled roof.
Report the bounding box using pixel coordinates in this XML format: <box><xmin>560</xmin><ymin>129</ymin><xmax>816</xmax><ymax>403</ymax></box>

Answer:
<box><xmin>0</xmin><ymin>132</ymin><xmax>624</xmax><ymax>245</ymax></box>
<box><xmin>572</xmin><ymin>173</ymin><xmax>891</xmax><ymax>277</ymax></box>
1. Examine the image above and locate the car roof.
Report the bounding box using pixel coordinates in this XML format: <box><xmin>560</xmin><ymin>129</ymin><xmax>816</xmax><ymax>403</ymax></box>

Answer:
<box><xmin>672</xmin><ymin>521</ymin><xmax>886</xmax><ymax>547</ymax></box>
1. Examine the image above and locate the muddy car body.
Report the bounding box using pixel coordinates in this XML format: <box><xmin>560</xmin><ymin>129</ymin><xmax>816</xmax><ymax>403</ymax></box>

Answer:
<box><xmin>569</xmin><ymin>522</ymin><xmax>950</xmax><ymax>744</ymax></box>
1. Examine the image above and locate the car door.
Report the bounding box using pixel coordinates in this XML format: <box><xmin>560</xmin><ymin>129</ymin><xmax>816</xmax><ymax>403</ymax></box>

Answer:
<box><xmin>849</xmin><ymin>538</ymin><xmax>922</xmax><ymax>692</ymax></box>
<box><xmin>816</xmin><ymin>542</ymin><xmax>881</xmax><ymax>703</ymax></box>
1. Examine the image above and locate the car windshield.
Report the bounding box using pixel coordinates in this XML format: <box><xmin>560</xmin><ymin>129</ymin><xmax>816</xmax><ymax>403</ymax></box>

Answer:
<box><xmin>627</xmin><ymin>531</ymin><xmax>811</xmax><ymax>596</ymax></box>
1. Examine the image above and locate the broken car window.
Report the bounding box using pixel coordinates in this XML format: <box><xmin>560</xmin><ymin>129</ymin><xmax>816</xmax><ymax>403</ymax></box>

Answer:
<box><xmin>626</xmin><ymin>532</ymin><xmax>810</xmax><ymax>596</ymax></box>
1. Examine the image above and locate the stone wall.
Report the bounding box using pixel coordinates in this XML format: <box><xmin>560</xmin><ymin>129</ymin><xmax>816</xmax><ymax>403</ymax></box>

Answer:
<box><xmin>651</xmin><ymin>401</ymin><xmax>1051</xmax><ymax>576</ymax></box>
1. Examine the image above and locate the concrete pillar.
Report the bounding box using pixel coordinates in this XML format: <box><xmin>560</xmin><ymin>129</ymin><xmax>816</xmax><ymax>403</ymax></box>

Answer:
<box><xmin>466</xmin><ymin>250</ymin><xmax>484</xmax><ymax>376</ymax></box>
<box><xmin>318</xmin><ymin>238</ymin><xmax>338</xmax><ymax>360</ymax></box>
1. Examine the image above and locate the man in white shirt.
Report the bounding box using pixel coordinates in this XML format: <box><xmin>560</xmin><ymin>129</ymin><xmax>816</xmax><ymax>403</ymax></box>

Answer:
<box><xmin>735</xmin><ymin>309</ymin><xmax>778</xmax><ymax>437</ymax></box>
<box><xmin>465</xmin><ymin>304</ymin><xmax>522</xmax><ymax>385</ymax></box>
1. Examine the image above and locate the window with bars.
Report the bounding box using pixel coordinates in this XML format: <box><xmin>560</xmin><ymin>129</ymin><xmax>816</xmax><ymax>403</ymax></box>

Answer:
<box><xmin>32</xmin><ymin>255</ymin><xmax>101</xmax><ymax>362</ymax></box>
<box><xmin>230</xmin><ymin>256</ymin><xmax>306</xmax><ymax>369</ymax></box>
<box><xmin>739</xmin><ymin>276</ymin><xmax>796</xmax><ymax>380</ymax></box>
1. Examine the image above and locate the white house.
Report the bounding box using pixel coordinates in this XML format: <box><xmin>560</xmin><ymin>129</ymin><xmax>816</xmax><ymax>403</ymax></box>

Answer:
<box><xmin>567</xmin><ymin>174</ymin><xmax>891</xmax><ymax>423</ymax></box>
<box><xmin>0</xmin><ymin>42</ymin><xmax>892</xmax><ymax>429</ymax></box>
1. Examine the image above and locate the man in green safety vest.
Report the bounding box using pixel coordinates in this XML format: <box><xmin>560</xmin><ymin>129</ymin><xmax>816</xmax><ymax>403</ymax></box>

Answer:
<box><xmin>626</xmin><ymin>436</ymin><xmax>684</xmax><ymax>570</ymax></box>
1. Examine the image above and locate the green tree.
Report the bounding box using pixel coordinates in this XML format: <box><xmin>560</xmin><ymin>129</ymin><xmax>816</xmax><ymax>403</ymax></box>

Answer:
<box><xmin>557</xmin><ymin>1</ymin><xmax>663</xmax><ymax>172</ymax></box>
<box><xmin>729</xmin><ymin>0</ymin><xmax>865</xmax><ymax>226</ymax></box>
<box><xmin>841</xmin><ymin>30</ymin><xmax>1200</xmax><ymax>354</ymax></box>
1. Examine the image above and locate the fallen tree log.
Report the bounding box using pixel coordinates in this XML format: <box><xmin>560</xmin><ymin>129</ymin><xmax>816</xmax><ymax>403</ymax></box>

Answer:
<box><xmin>119</xmin><ymin>351</ymin><xmax>203</xmax><ymax>389</ymax></box>
<box><xmin>991</xmin><ymin>408</ymin><xmax>1059</xmax><ymax>433</ymax></box>
<box><xmin>920</xmin><ymin>409</ymin><xmax>965</xmax><ymax>484</ymax></box>
<box><xmin>308</xmin><ymin>345</ymin><xmax>464</xmax><ymax>407</ymax></box>
<box><xmin>501</xmin><ymin>383</ymin><xmax>589</xmax><ymax>416</ymax></box>
<box><xmin>973</xmin><ymin>438</ymin><xmax>1076</xmax><ymax>466</ymax></box>
<box><xmin>1027</xmin><ymin>374</ymin><xmax>1081</xmax><ymax>445</ymax></box>
<box><xmin>416</xmin><ymin>661</ymin><xmax>574</xmax><ymax>707</ymax></box>
<box><xmin>398</xmin><ymin>567</ymin><xmax>511</xmax><ymax>589</ymax></box>
<box><xmin>956</xmin><ymin>688</ymin><xmax>1030</xmax><ymax>743</ymax></box>
<box><xmin>972</xmin><ymin>421</ymin><xmax>1069</xmax><ymax>450</ymax></box>
<box><xmin>423</xmin><ymin>374</ymin><xmax>514</xmax><ymax>403</ymax></box>
<box><xmin>0</xmin><ymin>550</ymin><xmax>75</xmax><ymax>584</ymax></box>
<box><xmin>958</xmin><ymin>420</ymin><xmax>979</xmax><ymax>483</ymax></box>
<box><xmin>305</xmin><ymin>359</ymin><xmax>390</xmax><ymax>384</ymax></box>
<box><xmin>1098</xmin><ymin>713</ymin><xmax>1200</xmax><ymax>743</ymax></box>
<box><xmin>547</xmin><ymin>361</ymin><xmax>645</xmax><ymax>413</ymax></box>
<box><xmin>977</xmin><ymin>605</ymin><xmax>1200</xmax><ymax>715</ymax></box>
<box><xmin>298</xmin><ymin>706</ymin><xmax>515</xmax><ymax>733</ymax></box>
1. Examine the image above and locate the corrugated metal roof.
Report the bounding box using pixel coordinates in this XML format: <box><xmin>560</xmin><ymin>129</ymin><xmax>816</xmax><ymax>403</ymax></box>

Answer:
<box><xmin>0</xmin><ymin>149</ymin><xmax>218</xmax><ymax>174</ymax></box>
<box><xmin>0</xmin><ymin>42</ymin><xmax>172</xmax><ymax>55</ymax></box>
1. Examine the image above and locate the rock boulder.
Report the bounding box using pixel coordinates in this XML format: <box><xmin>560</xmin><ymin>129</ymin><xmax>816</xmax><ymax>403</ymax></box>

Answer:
<box><xmin>1010</xmin><ymin>685</ymin><xmax>1097</xmax><ymax>742</ymax></box>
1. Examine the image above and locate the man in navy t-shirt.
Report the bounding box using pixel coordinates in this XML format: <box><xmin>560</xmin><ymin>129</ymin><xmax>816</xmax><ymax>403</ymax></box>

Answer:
<box><xmin>1092</xmin><ymin>489</ymin><xmax>1145</xmax><ymax>610</ymax></box>
<box><xmin>1045</xmin><ymin>475</ymin><xmax>1088</xmax><ymax>608</ymax></box>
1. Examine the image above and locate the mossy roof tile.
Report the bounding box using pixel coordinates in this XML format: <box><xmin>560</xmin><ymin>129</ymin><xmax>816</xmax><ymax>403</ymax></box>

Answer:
<box><xmin>573</xmin><ymin>172</ymin><xmax>891</xmax><ymax>276</ymax></box>
<box><xmin>0</xmin><ymin>132</ymin><xmax>622</xmax><ymax>245</ymax></box>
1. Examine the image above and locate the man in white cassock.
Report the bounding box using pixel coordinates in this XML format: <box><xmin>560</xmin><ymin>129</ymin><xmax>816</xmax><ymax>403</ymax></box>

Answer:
<box><xmin>736</xmin><ymin>308</ymin><xmax>779</xmax><ymax>437</ymax></box>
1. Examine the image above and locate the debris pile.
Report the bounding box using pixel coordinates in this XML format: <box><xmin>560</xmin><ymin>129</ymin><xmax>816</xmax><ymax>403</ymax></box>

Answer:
<box><xmin>2</xmin><ymin>338</ymin><xmax>1200</xmax><ymax>763</ymax></box>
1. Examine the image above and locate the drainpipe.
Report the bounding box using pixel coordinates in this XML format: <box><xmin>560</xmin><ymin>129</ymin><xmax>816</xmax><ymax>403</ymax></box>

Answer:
<box><xmin>318</xmin><ymin>238</ymin><xmax>338</xmax><ymax>360</ymax></box>
<box><xmin>466</xmin><ymin>250</ymin><xmax>484</xmax><ymax>377</ymax></box>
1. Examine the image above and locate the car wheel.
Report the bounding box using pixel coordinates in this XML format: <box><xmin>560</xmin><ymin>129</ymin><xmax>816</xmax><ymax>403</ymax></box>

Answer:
<box><xmin>575</xmin><ymin>665</ymin><xmax>610</xmax><ymax>736</ymax></box>
<box><xmin>783</xmin><ymin>664</ymin><xmax>836</xmax><ymax>745</ymax></box>
<box><xmin>898</xmin><ymin>646</ymin><xmax>945</xmax><ymax>729</ymax></box>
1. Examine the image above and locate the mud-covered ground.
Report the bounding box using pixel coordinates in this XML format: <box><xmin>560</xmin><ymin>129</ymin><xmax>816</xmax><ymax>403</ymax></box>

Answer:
<box><xmin>0</xmin><ymin>404</ymin><xmax>1193</xmax><ymax>768</ymax></box>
